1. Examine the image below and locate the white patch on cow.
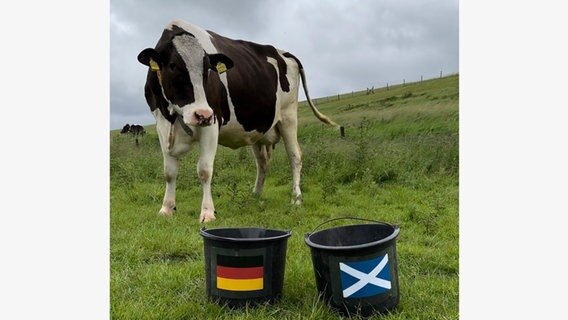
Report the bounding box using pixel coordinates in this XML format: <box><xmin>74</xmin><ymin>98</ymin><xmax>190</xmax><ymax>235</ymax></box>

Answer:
<box><xmin>196</xmin><ymin>123</ymin><xmax>219</xmax><ymax>223</ymax></box>
<box><xmin>272</xmin><ymin>53</ymin><xmax>304</xmax><ymax>204</ymax></box>
<box><xmin>171</xmin><ymin>34</ymin><xmax>213</xmax><ymax>125</ymax></box>
<box><xmin>217</xmin><ymin>124</ymin><xmax>264</xmax><ymax>149</ymax></box>
<box><xmin>153</xmin><ymin>110</ymin><xmax>194</xmax><ymax>157</ymax></box>
<box><xmin>168</xmin><ymin>20</ymin><xmax>216</xmax><ymax>52</ymax></box>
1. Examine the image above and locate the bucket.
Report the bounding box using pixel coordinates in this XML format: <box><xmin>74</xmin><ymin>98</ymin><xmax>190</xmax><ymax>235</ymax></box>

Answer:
<box><xmin>304</xmin><ymin>217</ymin><xmax>401</xmax><ymax>317</ymax></box>
<box><xmin>200</xmin><ymin>227</ymin><xmax>292</xmax><ymax>307</ymax></box>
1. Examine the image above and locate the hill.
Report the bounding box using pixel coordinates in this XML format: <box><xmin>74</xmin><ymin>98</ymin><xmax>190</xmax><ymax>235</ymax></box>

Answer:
<box><xmin>110</xmin><ymin>74</ymin><xmax>459</xmax><ymax>319</ymax></box>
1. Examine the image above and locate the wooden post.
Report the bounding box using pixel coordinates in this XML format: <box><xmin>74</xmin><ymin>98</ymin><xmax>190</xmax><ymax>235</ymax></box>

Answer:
<box><xmin>387</xmin><ymin>83</ymin><xmax>389</xmax><ymax>90</ymax></box>
<box><xmin>440</xmin><ymin>70</ymin><xmax>443</xmax><ymax>78</ymax></box>
<box><xmin>340</xmin><ymin>126</ymin><xmax>345</xmax><ymax>138</ymax></box>
<box><xmin>421</xmin><ymin>75</ymin><xmax>423</xmax><ymax>82</ymax></box>
<box><xmin>403</xmin><ymin>79</ymin><xmax>405</xmax><ymax>86</ymax></box>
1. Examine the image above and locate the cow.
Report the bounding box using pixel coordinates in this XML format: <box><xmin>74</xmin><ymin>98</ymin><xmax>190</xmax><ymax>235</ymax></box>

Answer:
<box><xmin>137</xmin><ymin>20</ymin><xmax>338</xmax><ymax>223</ymax></box>
<box><xmin>120</xmin><ymin>123</ymin><xmax>146</xmax><ymax>135</ymax></box>
<box><xmin>120</xmin><ymin>124</ymin><xmax>131</xmax><ymax>134</ymax></box>
<box><xmin>130</xmin><ymin>124</ymin><xmax>146</xmax><ymax>135</ymax></box>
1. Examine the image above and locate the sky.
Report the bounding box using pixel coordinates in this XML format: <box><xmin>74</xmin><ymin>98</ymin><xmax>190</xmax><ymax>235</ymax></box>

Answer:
<box><xmin>110</xmin><ymin>0</ymin><xmax>459</xmax><ymax>130</ymax></box>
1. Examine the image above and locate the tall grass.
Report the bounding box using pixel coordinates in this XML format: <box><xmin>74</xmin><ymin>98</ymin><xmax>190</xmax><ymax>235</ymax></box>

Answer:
<box><xmin>110</xmin><ymin>75</ymin><xmax>459</xmax><ymax>319</ymax></box>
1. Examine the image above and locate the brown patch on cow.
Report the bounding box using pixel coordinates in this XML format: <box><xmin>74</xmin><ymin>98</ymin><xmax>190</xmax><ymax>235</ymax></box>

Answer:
<box><xmin>144</xmin><ymin>70</ymin><xmax>176</xmax><ymax>123</ymax></box>
<box><xmin>209</xmin><ymin>31</ymin><xmax>289</xmax><ymax>133</ymax></box>
<box><xmin>199</xmin><ymin>169</ymin><xmax>210</xmax><ymax>183</ymax></box>
<box><xmin>204</xmin><ymin>60</ymin><xmax>231</xmax><ymax>126</ymax></box>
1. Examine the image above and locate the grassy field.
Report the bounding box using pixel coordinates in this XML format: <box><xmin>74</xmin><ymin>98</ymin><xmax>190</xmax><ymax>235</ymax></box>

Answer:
<box><xmin>110</xmin><ymin>74</ymin><xmax>459</xmax><ymax>319</ymax></box>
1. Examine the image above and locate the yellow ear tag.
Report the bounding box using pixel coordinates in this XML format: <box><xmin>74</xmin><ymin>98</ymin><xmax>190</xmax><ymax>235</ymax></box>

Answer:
<box><xmin>216</xmin><ymin>62</ymin><xmax>227</xmax><ymax>74</ymax></box>
<box><xmin>149</xmin><ymin>59</ymin><xmax>160</xmax><ymax>72</ymax></box>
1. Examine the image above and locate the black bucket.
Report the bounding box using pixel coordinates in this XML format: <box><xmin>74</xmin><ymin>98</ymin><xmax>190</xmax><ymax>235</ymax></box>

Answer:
<box><xmin>304</xmin><ymin>217</ymin><xmax>401</xmax><ymax>317</ymax></box>
<box><xmin>200</xmin><ymin>227</ymin><xmax>292</xmax><ymax>307</ymax></box>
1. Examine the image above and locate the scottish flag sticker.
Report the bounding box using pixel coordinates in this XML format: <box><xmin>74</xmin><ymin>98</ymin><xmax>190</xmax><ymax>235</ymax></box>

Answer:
<box><xmin>339</xmin><ymin>254</ymin><xmax>391</xmax><ymax>298</ymax></box>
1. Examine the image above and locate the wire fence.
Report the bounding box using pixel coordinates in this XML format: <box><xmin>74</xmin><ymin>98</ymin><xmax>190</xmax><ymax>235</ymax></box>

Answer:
<box><xmin>305</xmin><ymin>71</ymin><xmax>458</xmax><ymax>106</ymax></box>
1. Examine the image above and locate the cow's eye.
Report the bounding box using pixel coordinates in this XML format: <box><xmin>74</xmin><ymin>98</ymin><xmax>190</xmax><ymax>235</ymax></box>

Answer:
<box><xmin>169</xmin><ymin>63</ymin><xmax>176</xmax><ymax>70</ymax></box>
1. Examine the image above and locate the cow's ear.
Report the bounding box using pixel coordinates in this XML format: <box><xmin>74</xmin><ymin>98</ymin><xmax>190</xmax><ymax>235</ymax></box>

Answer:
<box><xmin>209</xmin><ymin>54</ymin><xmax>234</xmax><ymax>74</ymax></box>
<box><xmin>138</xmin><ymin>48</ymin><xmax>160</xmax><ymax>67</ymax></box>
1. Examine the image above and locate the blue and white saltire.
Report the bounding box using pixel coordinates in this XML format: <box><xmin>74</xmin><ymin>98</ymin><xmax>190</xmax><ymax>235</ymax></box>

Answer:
<box><xmin>339</xmin><ymin>254</ymin><xmax>391</xmax><ymax>298</ymax></box>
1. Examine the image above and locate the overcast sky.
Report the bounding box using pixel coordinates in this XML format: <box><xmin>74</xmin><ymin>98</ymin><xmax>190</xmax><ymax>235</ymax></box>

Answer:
<box><xmin>110</xmin><ymin>0</ymin><xmax>458</xmax><ymax>130</ymax></box>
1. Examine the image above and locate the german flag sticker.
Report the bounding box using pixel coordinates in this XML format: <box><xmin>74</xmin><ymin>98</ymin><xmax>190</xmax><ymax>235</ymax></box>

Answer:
<box><xmin>216</xmin><ymin>255</ymin><xmax>264</xmax><ymax>291</ymax></box>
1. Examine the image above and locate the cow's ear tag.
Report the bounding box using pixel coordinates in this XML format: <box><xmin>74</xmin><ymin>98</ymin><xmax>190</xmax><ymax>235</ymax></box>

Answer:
<box><xmin>149</xmin><ymin>58</ymin><xmax>160</xmax><ymax>72</ymax></box>
<box><xmin>216</xmin><ymin>62</ymin><xmax>227</xmax><ymax>74</ymax></box>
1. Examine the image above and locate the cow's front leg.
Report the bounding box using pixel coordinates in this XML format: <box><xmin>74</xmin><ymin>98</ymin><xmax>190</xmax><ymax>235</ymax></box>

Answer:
<box><xmin>155</xmin><ymin>114</ymin><xmax>181</xmax><ymax>217</ymax></box>
<box><xmin>160</xmin><ymin>154</ymin><xmax>179</xmax><ymax>216</ymax></box>
<box><xmin>198</xmin><ymin>124</ymin><xmax>219</xmax><ymax>223</ymax></box>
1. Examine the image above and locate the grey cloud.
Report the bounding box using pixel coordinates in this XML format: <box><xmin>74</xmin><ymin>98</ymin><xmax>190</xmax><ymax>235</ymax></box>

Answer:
<box><xmin>110</xmin><ymin>0</ymin><xmax>458</xmax><ymax>129</ymax></box>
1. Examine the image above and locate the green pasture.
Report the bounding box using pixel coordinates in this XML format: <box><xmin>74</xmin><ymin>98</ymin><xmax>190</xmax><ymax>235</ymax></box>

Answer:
<box><xmin>110</xmin><ymin>74</ymin><xmax>459</xmax><ymax>319</ymax></box>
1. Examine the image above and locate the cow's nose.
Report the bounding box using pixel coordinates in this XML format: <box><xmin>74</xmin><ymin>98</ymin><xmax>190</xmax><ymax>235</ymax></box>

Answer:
<box><xmin>198</xmin><ymin>115</ymin><xmax>212</xmax><ymax>126</ymax></box>
<box><xmin>194</xmin><ymin>110</ymin><xmax>213</xmax><ymax>126</ymax></box>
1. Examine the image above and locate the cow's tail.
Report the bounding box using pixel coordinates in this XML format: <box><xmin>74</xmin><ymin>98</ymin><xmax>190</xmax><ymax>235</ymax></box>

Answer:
<box><xmin>283</xmin><ymin>52</ymin><xmax>340</xmax><ymax>128</ymax></box>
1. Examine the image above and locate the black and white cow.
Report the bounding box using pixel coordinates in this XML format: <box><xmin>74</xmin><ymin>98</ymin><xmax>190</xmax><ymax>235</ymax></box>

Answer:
<box><xmin>130</xmin><ymin>124</ymin><xmax>146</xmax><ymax>135</ymax></box>
<box><xmin>120</xmin><ymin>124</ymin><xmax>131</xmax><ymax>134</ymax></box>
<box><xmin>137</xmin><ymin>20</ymin><xmax>338</xmax><ymax>222</ymax></box>
<box><xmin>121</xmin><ymin>123</ymin><xmax>146</xmax><ymax>135</ymax></box>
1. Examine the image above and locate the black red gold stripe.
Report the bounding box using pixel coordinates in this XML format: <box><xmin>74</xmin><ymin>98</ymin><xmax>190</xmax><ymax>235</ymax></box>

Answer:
<box><xmin>216</xmin><ymin>255</ymin><xmax>264</xmax><ymax>291</ymax></box>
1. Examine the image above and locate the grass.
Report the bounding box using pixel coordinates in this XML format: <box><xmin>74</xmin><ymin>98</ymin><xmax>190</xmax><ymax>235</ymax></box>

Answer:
<box><xmin>110</xmin><ymin>74</ymin><xmax>459</xmax><ymax>319</ymax></box>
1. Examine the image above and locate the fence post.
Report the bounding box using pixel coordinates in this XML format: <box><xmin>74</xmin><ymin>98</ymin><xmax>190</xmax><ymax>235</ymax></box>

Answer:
<box><xmin>340</xmin><ymin>126</ymin><xmax>345</xmax><ymax>138</ymax></box>
<box><xmin>440</xmin><ymin>70</ymin><xmax>443</xmax><ymax>78</ymax></box>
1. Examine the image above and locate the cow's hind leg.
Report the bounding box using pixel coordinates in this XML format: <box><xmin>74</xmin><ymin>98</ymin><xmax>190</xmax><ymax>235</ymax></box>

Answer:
<box><xmin>277</xmin><ymin>111</ymin><xmax>303</xmax><ymax>205</ymax></box>
<box><xmin>251</xmin><ymin>142</ymin><xmax>270</xmax><ymax>196</ymax></box>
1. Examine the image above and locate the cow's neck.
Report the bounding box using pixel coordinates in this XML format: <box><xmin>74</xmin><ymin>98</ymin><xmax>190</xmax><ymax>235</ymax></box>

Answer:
<box><xmin>175</xmin><ymin>113</ymin><xmax>194</xmax><ymax>136</ymax></box>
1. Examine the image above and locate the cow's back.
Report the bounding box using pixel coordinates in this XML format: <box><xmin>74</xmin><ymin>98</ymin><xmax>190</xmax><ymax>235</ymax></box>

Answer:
<box><xmin>209</xmin><ymin>32</ymin><xmax>300</xmax><ymax>133</ymax></box>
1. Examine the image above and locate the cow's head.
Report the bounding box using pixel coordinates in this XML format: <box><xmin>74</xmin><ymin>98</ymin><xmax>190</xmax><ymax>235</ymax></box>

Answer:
<box><xmin>120</xmin><ymin>124</ymin><xmax>130</xmax><ymax>134</ymax></box>
<box><xmin>137</xmin><ymin>27</ymin><xmax>233</xmax><ymax>127</ymax></box>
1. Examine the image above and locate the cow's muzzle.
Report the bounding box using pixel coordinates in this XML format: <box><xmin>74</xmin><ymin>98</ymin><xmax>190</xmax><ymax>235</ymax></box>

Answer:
<box><xmin>195</xmin><ymin>112</ymin><xmax>213</xmax><ymax>126</ymax></box>
<box><xmin>180</xmin><ymin>106</ymin><xmax>215</xmax><ymax>129</ymax></box>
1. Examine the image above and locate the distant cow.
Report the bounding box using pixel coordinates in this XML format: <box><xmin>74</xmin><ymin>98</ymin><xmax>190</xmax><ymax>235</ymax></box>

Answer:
<box><xmin>120</xmin><ymin>123</ymin><xmax>146</xmax><ymax>136</ymax></box>
<box><xmin>120</xmin><ymin>124</ymin><xmax>131</xmax><ymax>134</ymax></box>
<box><xmin>137</xmin><ymin>20</ymin><xmax>338</xmax><ymax>222</ymax></box>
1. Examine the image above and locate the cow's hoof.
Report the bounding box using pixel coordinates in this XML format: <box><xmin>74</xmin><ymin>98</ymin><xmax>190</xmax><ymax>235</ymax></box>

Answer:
<box><xmin>159</xmin><ymin>206</ymin><xmax>174</xmax><ymax>216</ymax></box>
<box><xmin>200</xmin><ymin>210</ymin><xmax>216</xmax><ymax>223</ymax></box>
<box><xmin>291</xmin><ymin>195</ymin><xmax>303</xmax><ymax>205</ymax></box>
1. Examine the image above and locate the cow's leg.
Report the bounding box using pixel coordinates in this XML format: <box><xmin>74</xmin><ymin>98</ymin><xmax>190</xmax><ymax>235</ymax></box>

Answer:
<box><xmin>197</xmin><ymin>124</ymin><xmax>219</xmax><ymax>223</ymax></box>
<box><xmin>277</xmin><ymin>112</ymin><xmax>303</xmax><ymax>205</ymax></box>
<box><xmin>251</xmin><ymin>142</ymin><xmax>270</xmax><ymax>196</ymax></box>
<box><xmin>160</xmin><ymin>154</ymin><xmax>180</xmax><ymax>216</ymax></box>
<box><xmin>155</xmin><ymin>118</ymin><xmax>181</xmax><ymax>216</ymax></box>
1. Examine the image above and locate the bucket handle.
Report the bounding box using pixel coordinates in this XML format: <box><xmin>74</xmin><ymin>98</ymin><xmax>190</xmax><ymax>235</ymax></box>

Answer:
<box><xmin>307</xmin><ymin>216</ymin><xmax>397</xmax><ymax>235</ymax></box>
